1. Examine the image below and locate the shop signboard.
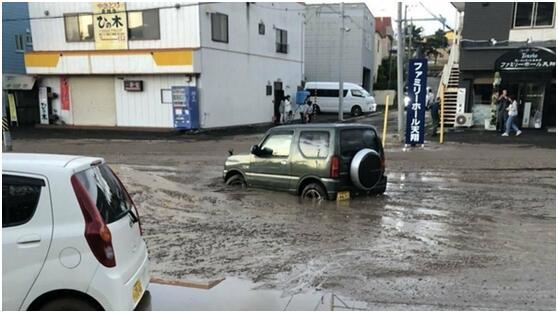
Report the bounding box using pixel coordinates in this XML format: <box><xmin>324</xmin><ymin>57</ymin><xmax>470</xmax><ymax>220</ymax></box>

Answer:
<box><xmin>93</xmin><ymin>2</ymin><xmax>128</xmax><ymax>50</ymax></box>
<box><xmin>171</xmin><ymin>86</ymin><xmax>199</xmax><ymax>129</ymax></box>
<box><xmin>496</xmin><ymin>47</ymin><xmax>556</xmax><ymax>72</ymax></box>
<box><xmin>38</xmin><ymin>87</ymin><xmax>49</xmax><ymax>125</ymax></box>
<box><xmin>60</xmin><ymin>76</ymin><xmax>70</xmax><ymax>110</ymax></box>
<box><xmin>405</xmin><ymin>58</ymin><xmax>427</xmax><ymax>145</ymax></box>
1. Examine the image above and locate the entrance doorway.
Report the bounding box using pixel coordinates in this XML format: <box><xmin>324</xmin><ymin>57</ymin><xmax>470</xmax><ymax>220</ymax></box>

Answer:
<box><xmin>273</xmin><ymin>81</ymin><xmax>283</xmax><ymax>124</ymax></box>
<box><xmin>500</xmin><ymin>81</ymin><xmax>548</xmax><ymax>129</ymax></box>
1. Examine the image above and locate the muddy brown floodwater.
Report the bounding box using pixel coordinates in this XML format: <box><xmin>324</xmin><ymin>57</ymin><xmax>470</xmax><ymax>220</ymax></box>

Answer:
<box><xmin>11</xmin><ymin>132</ymin><xmax>556</xmax><ymax>310</ymax></box>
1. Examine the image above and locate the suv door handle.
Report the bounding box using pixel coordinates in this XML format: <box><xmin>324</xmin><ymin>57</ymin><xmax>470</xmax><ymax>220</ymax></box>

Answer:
<box><xmin>17</xmin><ymin>234</ymin><xmax>41</xmax><ymax>246</ymax></box>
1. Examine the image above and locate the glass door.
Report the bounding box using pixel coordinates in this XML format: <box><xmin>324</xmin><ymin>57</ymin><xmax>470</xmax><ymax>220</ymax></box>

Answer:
<box><xmin>521</xmin><ymin>83</ymin><xmax>546</xmax><ymax>129</ymax></box>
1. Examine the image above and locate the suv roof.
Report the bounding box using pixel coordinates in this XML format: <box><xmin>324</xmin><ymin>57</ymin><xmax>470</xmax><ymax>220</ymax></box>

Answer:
<box><xmin>3</xmin><ymin>153</ymin><xmax>103</xmax><ymax>175</ymax></box>
<box><xmin>272</xmin><ymin>123</ymin><xmax>377</xmax><ymax>131</ymax></box>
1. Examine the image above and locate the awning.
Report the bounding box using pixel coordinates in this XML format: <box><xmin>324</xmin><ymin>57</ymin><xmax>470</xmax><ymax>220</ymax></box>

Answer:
<box><xmin>2</xmin><ymin>74</ymin><xmax>36</xmax><ymax>90</ymax></box>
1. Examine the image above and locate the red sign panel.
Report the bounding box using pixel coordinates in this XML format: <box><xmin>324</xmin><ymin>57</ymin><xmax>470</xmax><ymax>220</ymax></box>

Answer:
<box><xmin>60</xmin><ymin>76</ymin><xmax>70</xmax><ymax>111</ymax></box>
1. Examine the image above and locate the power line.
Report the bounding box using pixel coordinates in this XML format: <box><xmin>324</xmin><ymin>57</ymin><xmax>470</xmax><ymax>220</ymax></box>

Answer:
<box><xmin>2</xmin><ymin>2</ymin><xmax>210</xmax><ymax>22</ymax></box>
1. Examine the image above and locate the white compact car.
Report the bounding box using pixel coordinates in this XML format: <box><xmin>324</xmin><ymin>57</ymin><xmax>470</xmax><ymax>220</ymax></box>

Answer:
<box><xmin>2</xmin><ymin>153</ymin><xmax>149</xmax><ymax>310</ymax></box>
<box><xmin>304</xmin><ymin>82</ymin><xmax>377</xmax><ymax>116</ymax></box>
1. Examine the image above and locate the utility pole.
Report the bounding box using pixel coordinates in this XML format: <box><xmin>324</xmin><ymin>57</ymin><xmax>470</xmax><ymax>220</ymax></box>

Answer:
<box><xmin>397</xmin><ymin>2</ymin><xmax>405</xmax><ymax>141</ymax></box>
<box><xmin>338</xmin><ymin>2</ymin><xmax>345</xmax><ymax>122</ymax></box>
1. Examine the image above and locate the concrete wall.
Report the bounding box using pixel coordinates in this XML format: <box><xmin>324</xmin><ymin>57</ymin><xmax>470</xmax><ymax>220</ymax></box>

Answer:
<box><xmin>2</xmin><ymin>2</ymin><xmax>31</xmax><ymax>74</ymax></box>
<box><xmin>304</xmin><ymin>4</ymin><xmax>375</xmax><ymax>90</ymax></box>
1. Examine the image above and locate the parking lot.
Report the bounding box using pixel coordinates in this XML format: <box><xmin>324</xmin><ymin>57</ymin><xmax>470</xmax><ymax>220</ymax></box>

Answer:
<box><xmin>9</xmin><ymin>121</ymin><xmax>556</xmax><ymax>310</ymax></box>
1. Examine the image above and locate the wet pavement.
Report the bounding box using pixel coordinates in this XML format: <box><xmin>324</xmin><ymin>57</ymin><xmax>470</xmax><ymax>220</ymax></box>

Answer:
<box><xmin>8</xmin><ymin>122</ymin><xmax>556</xmax><ymax>310</ymax></box>
<box><xmin>137</xmin><ymin>279</ymin><xmax>366</xmax><ymax>311</ymax></box>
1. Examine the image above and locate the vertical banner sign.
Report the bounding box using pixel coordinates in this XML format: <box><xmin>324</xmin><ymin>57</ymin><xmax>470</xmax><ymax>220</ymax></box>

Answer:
<box><xmin>405</xmin><ymin>58</ymin><xmax>427</xmax><ymax>145</ymax></box>
<box><xmin>60</xmin><ymin>76</ymin><xmax>70</xmax><ymax>110</ymax></box>
<box><xmin>7</xmin><ymin>94</ymin><xmax>18</xmax><ymax>125</ymax></box>
<box><xmin>93</xmin><ymin>2</ymin><xmax>128</xmax><ymax>50</ymax></box>
<box><xmin>38</xmin><ymin>87</ymin><xmax>49</xmax><ymax>125</ymax></box>
<box><xmin>172</xmin><ymin>86</ymin><xmax>199</xmax><ymax>129</ymax></box>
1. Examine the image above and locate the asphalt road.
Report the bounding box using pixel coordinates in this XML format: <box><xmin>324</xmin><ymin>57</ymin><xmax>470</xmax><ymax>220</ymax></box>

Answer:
<box><xmin>7</xmin><ymin>118</ymin><xmax>556</xmax><ymax>310</ymax></box>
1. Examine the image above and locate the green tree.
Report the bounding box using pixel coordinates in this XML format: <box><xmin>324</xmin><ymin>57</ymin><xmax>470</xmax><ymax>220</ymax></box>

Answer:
<box><xmin>374</xmin><ymin>57</ymin><xmax>397</xmax><ymax>90</ymax></box>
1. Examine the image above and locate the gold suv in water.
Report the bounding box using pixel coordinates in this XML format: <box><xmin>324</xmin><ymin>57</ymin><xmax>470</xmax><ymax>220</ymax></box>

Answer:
<box><xmin>223</xmin><ymin>123</ymin><xmax>387</xmax><ymax>201</ymax></box>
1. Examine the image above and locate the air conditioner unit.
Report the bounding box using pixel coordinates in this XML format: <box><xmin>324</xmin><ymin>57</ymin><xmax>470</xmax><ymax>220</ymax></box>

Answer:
<box><xmin>455</xmin><ymin>113</ymin><xmax>473</xmax><ymax>127</ymax></box>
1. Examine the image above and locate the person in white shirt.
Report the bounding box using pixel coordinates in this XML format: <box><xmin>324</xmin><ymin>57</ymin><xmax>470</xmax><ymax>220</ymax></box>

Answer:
<box><xmin>281</xmin><ymin>95</ymin><xmax>293</xmax><ymax>123</ymax></box>
<box><xmin>502</xmin><ymin>95</ymin><xmax>522</xmax><ymax>136</ymax></box>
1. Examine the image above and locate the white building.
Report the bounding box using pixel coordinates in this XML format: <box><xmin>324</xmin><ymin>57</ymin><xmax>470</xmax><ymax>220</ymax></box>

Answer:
<box><xmin>25</xmin><ymin>2</ymin><xmax>305</xmax><ymax>129</ymax></box>
<box><xmin>373</xmin><ymin>16</ymin><xmax>393</xmax><ymax>83</ymax></box>
<box><xmin>304</xmin><ymin>3</ymin><xmax>375</xmax><ymax>91</ymax></box>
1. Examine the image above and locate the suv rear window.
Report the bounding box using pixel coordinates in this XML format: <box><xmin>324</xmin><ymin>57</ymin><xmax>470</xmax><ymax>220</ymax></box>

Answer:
<box><xmin>2</xmin><ymin>175</ymin><xmax>45</xmax><ymax>228</ymax></box>
<box><xmin>340</xmin><ymin>128</ymin><xmax>380</xmax><ymax>158</ymax></box>
<box><xmin>299</xmin><ymin>131</ymin><xmax>330</xmax><ymax>158</ymax></box>
<box><xmin>73</xmin><ymin>164</ymin><xmax>133</xmax><ymax>224</ymax></box>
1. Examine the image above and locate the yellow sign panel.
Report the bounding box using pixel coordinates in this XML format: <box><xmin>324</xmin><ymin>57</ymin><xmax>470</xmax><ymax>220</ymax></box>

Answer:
<box><xmin>93</xmin><ymin>2</ymin><xmax>128</xmax><ymax>50</ymax></box>
<box><xmin>7</xmin><ymin>94</ymin><xmax>18</xmax><ymax>125</ymax></box>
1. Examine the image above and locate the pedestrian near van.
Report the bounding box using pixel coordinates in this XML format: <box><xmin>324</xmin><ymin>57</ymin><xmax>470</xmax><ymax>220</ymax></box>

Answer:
<box><xmin>496</xmin><ymin>89</ymin><xmax>511</xmax><ymax>132</ymax></box>
<box><xmin>502</xmin><ymin>95</ymin><xmax>522</xmax><ymax>137</ymax></box>
<box><xmin>281</xmin><ymin>95</ymin><xmax>293</xmax><ymax>124</ymax></box>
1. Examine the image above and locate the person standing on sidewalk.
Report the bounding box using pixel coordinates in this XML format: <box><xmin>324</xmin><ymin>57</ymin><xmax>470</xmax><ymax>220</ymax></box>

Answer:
<box><xmin>497</xmin><ymin>89</ymin><xmax>511</xmax><ymax>132</ymax></box>
<box><xmin>502</xmin><ymin>95</ymin><xmax>522</xmax><ymax>136</ymax></box>
<box><xmin>427</xmin><ymin>96</ymin><xmax>440</xmax><ymax>137</ymax></box>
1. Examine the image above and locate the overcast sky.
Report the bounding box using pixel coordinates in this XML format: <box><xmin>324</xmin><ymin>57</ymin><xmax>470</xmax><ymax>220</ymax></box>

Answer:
<box><xmin>305</xmin><ymin>0</ymin><xmax>458</xmax><ymax>36</ymax></box>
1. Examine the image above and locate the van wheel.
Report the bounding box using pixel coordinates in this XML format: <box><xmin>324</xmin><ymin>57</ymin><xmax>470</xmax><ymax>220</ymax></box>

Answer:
<box><xmin>351</xmin><ymin>106</ymin><xmax>362</xmax><ymax>116</ymax></box>
<box><xmin>39</xmin><ymin>296</ymin><xmax>101</xmax><ymax>311</ymax></box>
<box><xmin>301</xmin><ymin>183</ymin><xmax>327</xmax><ymax>202</ymax></box>
<box><xmin>226</xmin><ymin>174</ymin><xmax>246</xmax><ymax>189</ymax></box>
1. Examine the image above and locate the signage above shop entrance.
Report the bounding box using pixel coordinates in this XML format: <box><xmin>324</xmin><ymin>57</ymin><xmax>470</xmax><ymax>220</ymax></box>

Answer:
<box><xmin>495</xmin><ymin>46</ymin><xmax>556</xmax><ymax>72</ymax></box>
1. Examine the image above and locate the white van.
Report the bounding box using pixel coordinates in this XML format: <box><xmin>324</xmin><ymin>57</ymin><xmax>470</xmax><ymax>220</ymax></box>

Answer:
<box><xmin>304</xmin><ymin>82</ymin><xmax>376</xmax><ymax>116</ymax></box>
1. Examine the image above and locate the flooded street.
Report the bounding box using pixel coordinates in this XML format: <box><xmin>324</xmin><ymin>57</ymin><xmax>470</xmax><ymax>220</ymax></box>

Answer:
<box><xmin>10</xmin><ymin>130</ymin><xmax>555</xmax><ymax>310</ymax></box>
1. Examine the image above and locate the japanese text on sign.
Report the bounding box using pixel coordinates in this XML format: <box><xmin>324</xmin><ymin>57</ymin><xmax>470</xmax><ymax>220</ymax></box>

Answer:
<box><xmin>93</xmin><ymin>2</ymin><xmax>128</xmax><ymax>50</ymax></box>
<box><xmin>405</xmin><ymin>58</ymin><xmax>427</xmax><ymax>145</ymax></box>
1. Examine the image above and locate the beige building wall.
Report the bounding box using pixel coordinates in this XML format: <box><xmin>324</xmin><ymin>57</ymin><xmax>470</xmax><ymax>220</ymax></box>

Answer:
<box><xmin>70</xmin><ymin>77</ymin><xmax>116</xmax><ymax>126</ymax></box>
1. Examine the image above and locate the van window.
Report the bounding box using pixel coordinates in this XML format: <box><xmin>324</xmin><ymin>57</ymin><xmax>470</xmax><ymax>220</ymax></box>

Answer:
<box><xmin>351</xmin><ymin>89</ymin><xmax>364</xmax><ymax>97</ymax></box>
<box><xmin>299</xmin><ymin>131</ymin><xmax>330</xmax><ymax>158</ymax></box>
<box><xmin>340</xmin><ymin>128</ymin><xmax>381</xmax><ymax>158</ymax></box>
<box><xmin>2</xmin><ymin>175</ymin><xmax>44</xmax><ymax>228</ymax></box>
<box><xmin>73</xmin><ymin>164</ymin><xmax>134</xmax><ymax>224</ymax></box>
<box><xmin>309</xmin><ymin>89</ymin><xmax>348</xmax><ymax>98</ymax></box>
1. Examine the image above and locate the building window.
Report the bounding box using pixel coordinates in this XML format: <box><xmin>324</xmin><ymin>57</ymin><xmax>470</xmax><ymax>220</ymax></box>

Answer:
<box><xmin>258</xmin><ymin>21</ymin><xmax>265</xmax><ymax>35</ymax></box>
<box><xmin>211</xmin><ymin>13</ymin><xmax>229</xmax><ymax>43</ymax></box>
<box><xmin>473</xmin><ymin>84</ymin><xmax>493</xmax><ymax>105</ymax></box>
<box><xmin>513</xmin><ymin>2</ymin><xmax>555</xmax><ymax>28</ymax></box>
<box><xmin>64</xmin><ymin>13</ymin><xmax>94</xmax><ymax>42</ymax></box>
<box><xmin>534</xmin><ymin>2</ymin><xmax>555</xmax><ymax>26</ymax></box>
<box><xmin>276</xmin><ymin>28</ymin><xmax>288</xmax><ymax>53</ymax></box>
<box><xmin>128</xmin><ymin>9</ymin><xmax>160</xmax><ymax>40</ymax></box>
<box><xmin>25</xmin><ymin>33</ymin><xmax>32</xmax><ymax>46</ymax></box>
<box><xmin>14</xmin><ymin>34</ymin><xmax>24</xmax><ymax>52</ymax></box>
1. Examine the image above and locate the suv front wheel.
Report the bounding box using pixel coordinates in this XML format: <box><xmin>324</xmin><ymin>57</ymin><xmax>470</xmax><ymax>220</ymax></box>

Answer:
<box><xmin>226</xmin><ymin>174</ymin><xmax>247</xmax><ymax>188</ymax></box>
<box><xmin>301</xmin><ymin>183</ymin><xmax>327</xmax><ymax>201</ymax></box>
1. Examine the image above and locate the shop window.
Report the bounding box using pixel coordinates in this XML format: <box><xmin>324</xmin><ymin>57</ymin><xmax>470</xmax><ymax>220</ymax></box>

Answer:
<box><xmin>128</xmin><ymin>9</ymin><xmax>160</xmax><ymax>40</ymax></box>
<box><xmin>211</xmin><ymin>12</ymin><xmax>229</xmax><ymax>43</ymax></box>
<box><xmin>64</xmin><ymin>13</ymin><xmax>94</xmax><ymax>42</ymax></box>
<box><xmin>473</xmin><ymin>84</ymin><xmax>493</xmax><ymax>105</ymax></box>
<box><xmin>14</xmin><ymin>34</ymin><xmax>24</xmax><ymax>52</ymax></box>
<box><xmin>513</xmin><ymin>2</ymin><xmax>555</xmax><ymax>28</ymax></box>
<box><xmin>276</xmin><ymin>28</ymin><xmax>288</xmax><ymax>53</ymax></box>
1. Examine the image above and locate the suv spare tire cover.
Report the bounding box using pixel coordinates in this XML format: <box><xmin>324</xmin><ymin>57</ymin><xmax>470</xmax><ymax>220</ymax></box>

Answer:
<box><xmin>350</xmin><ymin>148</ymin><xmax>383</xmax><ymax>190</ymax></box>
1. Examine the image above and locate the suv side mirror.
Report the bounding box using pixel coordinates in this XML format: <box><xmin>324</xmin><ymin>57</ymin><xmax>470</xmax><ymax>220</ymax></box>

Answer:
<box><xmin>250</xmin><ymin>145</ymin><xmax>260</xmax><ymax>155</ymax></box>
